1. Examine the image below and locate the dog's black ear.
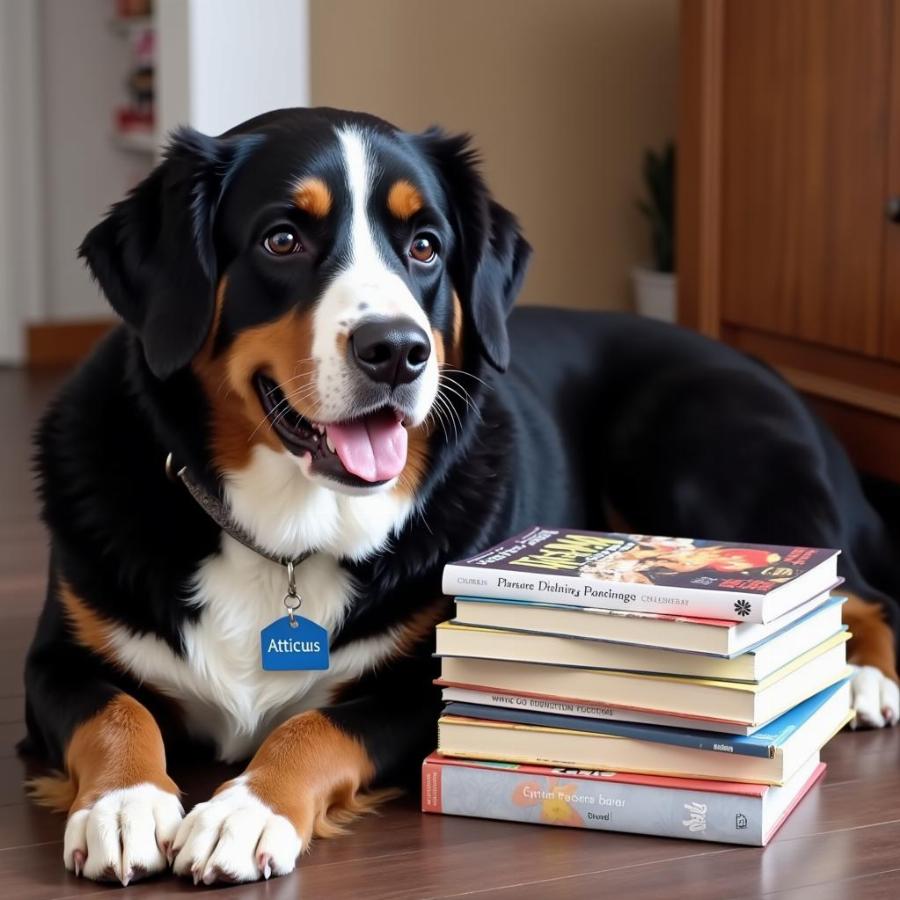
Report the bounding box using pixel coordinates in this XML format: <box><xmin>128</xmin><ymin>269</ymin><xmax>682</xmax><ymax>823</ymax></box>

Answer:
<box><xmin>79</xmin><ymin>127</ymin><xmax>260</xmax><ymax>379</ymax></box>
<box><xmin>415</xmin><ymin>129</ymin><xmax>531</xmax><ymax>371</ymax></box>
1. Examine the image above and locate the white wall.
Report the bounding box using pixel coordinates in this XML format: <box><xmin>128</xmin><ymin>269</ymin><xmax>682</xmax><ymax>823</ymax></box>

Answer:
<box><xmin>158</xmin><ymin>0</ymin><xmax>310</xmax><ymax>138</ymax></box>
<box><xmin>31</xmin><ymin>0</ymin><xmax>310</xmax><ymax>326</ymax></box>
<box><xmin>0</xmin><ymin>1</ymin><xmax>45</xmax><ymax>363</ymax></box>
<box><xmin>40</xmin><ymin>0</ymin><xmax>154</xmax><ymax>322</ymax></box>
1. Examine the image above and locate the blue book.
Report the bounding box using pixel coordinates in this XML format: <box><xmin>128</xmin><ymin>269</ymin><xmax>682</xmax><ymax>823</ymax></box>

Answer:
<box><xmin>438</xmin><ymin>679</ymin><xmax>851</xmax><ymax>784</ymax></box>
<box><xmin>445</xmin><ymin>677</ymin><xmax>850</xmax><ymax>759</ymax></box>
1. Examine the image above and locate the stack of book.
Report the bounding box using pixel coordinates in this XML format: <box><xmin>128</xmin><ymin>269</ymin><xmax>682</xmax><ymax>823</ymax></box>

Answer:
<box><xmin>422</xmin><ymin>527</ymin><xmax>853</xmax><ymax>846</ymax></box>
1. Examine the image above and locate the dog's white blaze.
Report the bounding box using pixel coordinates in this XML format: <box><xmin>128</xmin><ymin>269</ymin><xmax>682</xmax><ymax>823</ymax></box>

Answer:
<box><xmin>310</xmin><ymin>127</ymin><xmax>438</xmax><ymax>426</ymax></box>
<box><xmin>100</xmin><ymin>445</ymin><xmax>414</xmax><ymax>762</ymax></box>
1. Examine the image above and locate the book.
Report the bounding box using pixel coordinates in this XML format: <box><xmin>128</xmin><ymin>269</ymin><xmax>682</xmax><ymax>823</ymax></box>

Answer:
<box><xmin>438</xmin><ymin>679</ymin><xmax>852</xmax><ymax>784</ymax></box>
<box><xmin>437</xmin><ymin>631</ymin><xmax>851</xmax><ymax>726</ymax></box>
<box><xmin>441</xmin><ymin>687</ymin><xmax>764</xmax><ymax>734</ymax></box>
<box><xmin>436</xmin><ymin>598</ymin><xmax>846</xmax><ymax>683</ymax></box>
<box><xmin>422</xmin><ymin>752</ymin><xmax>826</xmax><ymax>846</ymax></box>
<box><xmin>452</xmin><ymin>589</ymin><xmax>841</xmax><ymax>657</ymax></box>
<box><xmin>442</xmin><ymin>526</ymin><xmax>840</xmax><ymax>624</ymax></box>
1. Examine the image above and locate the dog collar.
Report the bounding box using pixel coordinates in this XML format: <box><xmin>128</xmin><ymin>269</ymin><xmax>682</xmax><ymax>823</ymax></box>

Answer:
<box><xmin>166</xmin><ymin>452</ymin><xmax>313</xmax><ymax>621</ymax></box>
<box><xmin>166</xmin><ymin>454</ymin><xmax>329</xmax><ymax>656</ymax></box>
<box><xmin>165</xmin><ymin>452</ymin><xmax>308</xmax><ymax>565</ymax></box>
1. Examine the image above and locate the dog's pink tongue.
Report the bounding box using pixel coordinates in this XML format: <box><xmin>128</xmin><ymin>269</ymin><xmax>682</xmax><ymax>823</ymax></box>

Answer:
<box><xmin>325</xmin><ymin>413</ymin><xmax>408</xmax><ymax>482</ymax></box>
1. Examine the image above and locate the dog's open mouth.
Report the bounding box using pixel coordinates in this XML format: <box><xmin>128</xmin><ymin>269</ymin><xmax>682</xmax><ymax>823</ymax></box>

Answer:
<box><xmin>254</xmin><ymin>373</ymin><xmax>408</xmax><ymax>486</ymax></box>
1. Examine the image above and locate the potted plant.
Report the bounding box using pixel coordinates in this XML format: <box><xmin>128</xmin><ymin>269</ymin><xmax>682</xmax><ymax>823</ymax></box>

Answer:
<box><xmin>632</xmin><ymin>141</ymin><xmax>676</xmax><ymax>322</ymax></box>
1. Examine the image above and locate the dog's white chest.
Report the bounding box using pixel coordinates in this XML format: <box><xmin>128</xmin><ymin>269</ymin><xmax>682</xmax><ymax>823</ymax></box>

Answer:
<box><xmin>179</xmin><ymin>543</ymin><xmax>354</xmax><ymax>759</ymax></box>
<box><xmin>104</xmin><ymin>446</ymin><xmax>414</xmax><ymax>761</ymax></box>
<box><xmin>105</xmin><ymin>540</ymin><xmax>392</xmax><ymax>762</ymax></box>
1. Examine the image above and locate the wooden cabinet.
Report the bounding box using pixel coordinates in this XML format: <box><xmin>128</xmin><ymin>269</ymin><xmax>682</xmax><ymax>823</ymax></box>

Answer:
<box><xmin>678</xmin><ymin>0</ymin><xmax>900</xmax><ymax>481</ymax></box>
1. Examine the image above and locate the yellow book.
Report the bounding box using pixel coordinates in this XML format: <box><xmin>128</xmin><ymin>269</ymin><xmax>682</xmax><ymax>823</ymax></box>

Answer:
<box><xmin>437</xmin><ymin>632</ymin><xmax>851</xmax><ymax>726</ymax></box>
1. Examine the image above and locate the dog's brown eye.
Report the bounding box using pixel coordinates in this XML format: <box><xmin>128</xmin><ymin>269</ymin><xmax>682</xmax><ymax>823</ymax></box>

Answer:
<box><xmin>263</xmin><ymin>229</ymin><xmax>302</xmax><ymax>256</ymax></box>
<box><xmin>409</xmin><ymin>234</ymin><xmax>436</xmax><ymax>264</ymax></box>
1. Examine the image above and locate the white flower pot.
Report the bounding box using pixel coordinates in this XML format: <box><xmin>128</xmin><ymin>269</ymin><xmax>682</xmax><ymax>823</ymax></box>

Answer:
<box><xmin>632</xmin><ymin>266</ymin><xmax>677</xmax><ymax>323</ymax></box>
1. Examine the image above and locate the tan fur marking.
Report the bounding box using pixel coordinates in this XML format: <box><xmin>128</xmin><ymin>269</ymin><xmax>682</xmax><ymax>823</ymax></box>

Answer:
<box><xmin>387</xmin><ymin>179</ymin><xmax>424</xmax><ymax>220</ymax></box>
<box><xmin>432</xmin><ymin>329</ymin><xmax>446</xmax><ymax>367</ymax></box>
<box><xmin>29</xmin><ymin>694</ymin><xmax>179</xmax><ymax>814</ymax></box>
<box><xmin>58</xmin><ymin>582</ymin><xmax>118</xmax><ymax>666</ymax></box>
<box><xmin>225</xmin><ymin>711</ymin><xmax>393</xmax><ymax>845</ymax></box>
<box><xmin>293</xmin><ymin>177</ymin><xmax>332</xmax><ymax>218</ymax></box>
<box><xmin>208</xmin><ymin>274</ymin><xmax>227</xmax><ymax>345</ymax></box>
<box><xmin>449</xmin><ymin>292</ymin><xmax>464</xmax><ymax>369</ymax></box>
<box><xmin>604</xmin><ymin>504</ymin><xmax>633</xmax><ymax>535</ymax></box>
<box><xmin>844</xmin><ymin>593</ymin><xmax>899</xmax><ymax>682</ymax></box>
<box><xmin>394</xmin><ymin>422</ymin><xmax>430</xmax><ymax>501</ymax></box>
<box><xmin>193</xmin><ymin>292</ymin><xmax>318</xmax><ymax>473</ymax></box>
<box><xmin>394</xmin><ymin>597</ymin><xmax>451</xmax><ymax>659</ymax></box>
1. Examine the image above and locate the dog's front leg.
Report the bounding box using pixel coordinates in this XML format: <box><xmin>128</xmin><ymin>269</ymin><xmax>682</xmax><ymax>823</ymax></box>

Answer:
<box><xmin>172</xmin><ymin>656</ymin><xmax>440</xmax><ymax>885</ymax></box>
<box><xmin>30</xmin><ymin>692</ymin><xmax>184</xmax><ymax>884</ymax></box>
<box><xmin>170</xmin><ymin>711</ymin><xmax>380</xmax><ymax>883</ymax></box>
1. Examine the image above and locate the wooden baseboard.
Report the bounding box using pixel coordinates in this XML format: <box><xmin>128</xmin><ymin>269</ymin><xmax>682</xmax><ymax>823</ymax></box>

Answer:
<box><xmin>27</xmin><ymin>319</ymin><xmax>116</xmax><ymax>368</ymax></box>
<box><xmin>804</xmin><ymin>396</ymin><xmax>900</xmax><ymax>484</ymax></box>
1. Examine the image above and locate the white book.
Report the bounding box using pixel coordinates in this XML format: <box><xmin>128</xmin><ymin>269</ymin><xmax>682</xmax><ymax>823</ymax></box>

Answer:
<box><xmin>441</xmin><ymin>687</ymin><xmax>765</xmax><ymax>734</ymax></box>
<box><xmin>453</xmin><ymin>590</ymin><xmax>840</xmax><ymax>657</ymax></box>
<box><xmin>436</xmin><ymin>598</ymin><xmax>846</xmax><ymax>682</ymax></box>
<box><xmin>438</xmin><ymin>631</ymin><xmax>851</xmax><ymax>726</ymax></box>
<box><xmin>442</xmin><ymin>526</ymin><xmax>840</xmax><ymax>624</ymax></box>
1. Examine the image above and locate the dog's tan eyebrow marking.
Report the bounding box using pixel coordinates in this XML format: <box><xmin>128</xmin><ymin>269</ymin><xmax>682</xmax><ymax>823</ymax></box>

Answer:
<box><xmin>293</xmin><ymin>177</ymin><xmax>332</xmax><ymax>218</ymax></box>
<box><xmin>387</xmin><ymin>179</ymin><xmax>424</xmax><ymax>220</ymax></box>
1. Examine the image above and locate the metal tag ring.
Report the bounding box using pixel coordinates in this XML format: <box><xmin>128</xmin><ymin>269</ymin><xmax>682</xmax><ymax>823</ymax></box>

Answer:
<box><xmin>283</xmin><ymin>591</ymin><xmax>302</xmax><ymax>613</ymax></box>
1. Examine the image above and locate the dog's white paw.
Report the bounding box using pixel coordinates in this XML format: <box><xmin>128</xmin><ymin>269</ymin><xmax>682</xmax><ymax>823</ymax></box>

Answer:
<box><xmin>171</xmin><ymin>779</ymin><xmax>301</xmax><ymax>884</ymax></box>
<box><xmin>850</xmin><ymin>665</ymin><xmax>900</xmax><ymax>729</ymax></box>
<box><xmin>63</xmin><ymin>783</ymin><xmax>183</xmax><ymax>884</ymax></box>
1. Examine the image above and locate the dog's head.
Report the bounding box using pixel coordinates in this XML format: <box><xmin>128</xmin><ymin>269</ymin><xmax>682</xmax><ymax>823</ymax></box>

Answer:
<box><xmin>80</xmin><ymin>108</ymin><xmax>530</xmax><ymax>498</ymax></box>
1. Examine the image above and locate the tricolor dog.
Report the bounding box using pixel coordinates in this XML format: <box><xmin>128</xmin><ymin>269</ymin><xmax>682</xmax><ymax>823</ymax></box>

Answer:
<box><xmin>22</xmin><ymin>107</ymin><xmax>900</xmax><ymax>884</ymax></box>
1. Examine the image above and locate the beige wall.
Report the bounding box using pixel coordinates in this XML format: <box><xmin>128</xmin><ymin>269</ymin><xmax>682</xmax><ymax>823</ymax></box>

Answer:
<box><xmin>310</xmin><ymin>0</ymin><xmax>678</xmax><ymax>310</ymax></box>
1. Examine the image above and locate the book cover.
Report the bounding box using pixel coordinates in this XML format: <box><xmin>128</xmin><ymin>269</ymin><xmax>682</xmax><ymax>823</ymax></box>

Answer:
<box><xmin>452</xmin><ymin>590</ymin><xmax>842</xmax><ymax>658</ymax></box>
<box><xmin>438</xmin><ymin>631</ymin><xmax>851</xmax><ymax>725</ymax></box>
<box><xmin>422</xmin><ymin>753</ymin><xmax>826</xmax><ymax>846</ymax></box>
<box><xmin>440</xmin><ymin>686</ymin><xmax>762</xmax><ymax>734</ymax></box>
<box><xmin>442</xmin><ymin>677</ymin><xmax>852</xmax><ymax>760</ymax></box>
<box><xmin>443</xmin><ymin>526</ymin><xmax>840</xmax><ymax>623</ymax></box>
<box><xmin>436</xmin><ymin>602</ymin><xmax>846</xmax><ymax>681</ymax></box>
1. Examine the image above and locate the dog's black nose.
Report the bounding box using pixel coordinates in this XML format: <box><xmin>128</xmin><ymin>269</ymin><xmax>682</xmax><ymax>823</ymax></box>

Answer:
<box><xmin>349</xmin><ymin>317</ymin><xmax>431</xmax><ymax>387</ymax></box>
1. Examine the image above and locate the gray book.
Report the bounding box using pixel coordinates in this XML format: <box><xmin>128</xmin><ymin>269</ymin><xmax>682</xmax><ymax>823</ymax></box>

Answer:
<box><xmin>422</xmin><ymin>752</ymin><xmax>824</xmax><ymax>846</ymax></box>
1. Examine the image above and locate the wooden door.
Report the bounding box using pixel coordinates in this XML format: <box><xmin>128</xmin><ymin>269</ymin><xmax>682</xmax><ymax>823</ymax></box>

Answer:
<box><xmin>883</xmin><ymin>0</ymin><xmax>900</xmax><ymax>361</ymax></box>
<box><xmin>719</xmin><ymin>0</ymin><xmax>890</xmax><ymax>357</ymax></box>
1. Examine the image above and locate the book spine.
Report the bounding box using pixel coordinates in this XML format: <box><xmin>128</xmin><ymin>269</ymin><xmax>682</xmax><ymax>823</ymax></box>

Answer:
<box><xmin>422</xmin><ymin>759</ymin><xmax>765</xmax><ymax>845</ymax></box>
<box><xmin>442</xmin><ymin>565</ymin><xmax>765</xmax><ymax>623</ymax></box>
<box><xmin>442</xmin><ymin>703</ymin><xmax>774</xmax><ymax>759</ymax></box>
<box><xmin>440</xmin><ymin>687</ymin><xmax>750</xmax><ymax>736</ymax></box>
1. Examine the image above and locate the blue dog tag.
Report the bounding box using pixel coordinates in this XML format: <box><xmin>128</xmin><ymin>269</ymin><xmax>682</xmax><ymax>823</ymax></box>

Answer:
<box><xmin>261</xmin><ymin>616</ymin><xmax>330</xmax><ymax>671</ymax></box>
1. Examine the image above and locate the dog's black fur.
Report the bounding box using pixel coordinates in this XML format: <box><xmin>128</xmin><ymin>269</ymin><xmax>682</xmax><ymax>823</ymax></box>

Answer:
<box><xmin>22</xmin><ymin>108</ymin><xmax>900</xmax><ymax>880</ymax></box>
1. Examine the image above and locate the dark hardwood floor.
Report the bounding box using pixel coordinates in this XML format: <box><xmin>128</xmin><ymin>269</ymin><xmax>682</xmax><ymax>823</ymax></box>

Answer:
<box><xmin>2</xmin><ymin>366</ymin><xmax>900</xmax><ymax>899</ymax></box>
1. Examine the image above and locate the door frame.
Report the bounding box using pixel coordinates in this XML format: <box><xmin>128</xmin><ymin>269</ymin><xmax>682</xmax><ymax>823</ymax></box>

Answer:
<box><xmin>677</xmin><ymin>0</ymin><xmax>724</xmax><ymax>338</ymax></box>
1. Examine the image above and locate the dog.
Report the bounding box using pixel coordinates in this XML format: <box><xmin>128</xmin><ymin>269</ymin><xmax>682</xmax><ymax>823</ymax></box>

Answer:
<box><xmin>22</xmin><ymin>107</ymin><xmax>900</xmax><ymax>885</ymax></box>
